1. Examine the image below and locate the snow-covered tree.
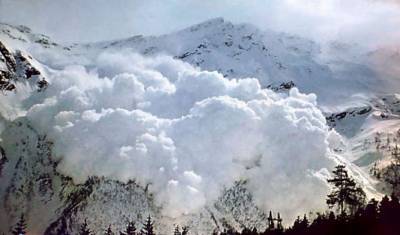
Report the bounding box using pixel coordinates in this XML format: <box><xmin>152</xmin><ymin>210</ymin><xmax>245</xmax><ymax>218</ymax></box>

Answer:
<box><xmin>141</xmin><ymin>216</ymin><xmax>155</xmax><ymax>235</ymax></box>
<box><xmin>121</xmin><ymin>221</ymin><xmax>136</xmax><ymax>235</ymax></box>
<box><xmin>12</xmin><ymin>214</ymin><xmax>27</xmax><ymax>235</ymax></box>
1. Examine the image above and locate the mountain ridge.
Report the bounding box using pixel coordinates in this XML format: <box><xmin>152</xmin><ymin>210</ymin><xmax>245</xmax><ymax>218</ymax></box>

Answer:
<box><xmin>0</xmin><ymin>18</ymin><xmax>398</xmax><ymax>234</ymax></box>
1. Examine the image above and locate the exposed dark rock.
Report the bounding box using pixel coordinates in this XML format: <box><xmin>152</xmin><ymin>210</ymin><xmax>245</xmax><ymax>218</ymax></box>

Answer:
<box><xmin>0</xmin><ymin>41</ymin><xmax>16</xmax><ymax>71</ymax></box>
<box><xmin>37</xmin><ymin>79</ymin><xmax>49</xmax><ymax>92</ymax></box>
<box><xmin>266</xmin><ymin>81</ymin><xmax>296</xmax><ymax>92</ymax></box>
<box><xmin>0</xmin><ymin>145</ymin><xmax>8</xmax><ymax>176</ymax></box>
<box><xmin>0</xmin><ymin>40</ymin><xmax>48</xmax><ymax>92</ymax></box>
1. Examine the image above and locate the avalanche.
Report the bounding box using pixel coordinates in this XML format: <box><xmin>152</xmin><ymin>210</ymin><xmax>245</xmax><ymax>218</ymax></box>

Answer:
<box><xmin>0</xmin><ymin>18</ymin><xmax>384</xmax><ymax>234</ymax></box>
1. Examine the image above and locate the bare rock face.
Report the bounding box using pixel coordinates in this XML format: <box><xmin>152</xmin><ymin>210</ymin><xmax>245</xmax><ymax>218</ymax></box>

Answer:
<box><xmin>266</xmin><ymin>81</ymin><xmax>296</xmax><ymax>92</ymax></box>
<box><xmin>0</xmin><ymin>41</ymin><xmax>17</xmax><ymax>91</ymax></box>
<box><xmin>0</xmin><ymin>40</ymin><xmax>48</xmax><ymax>92</ymax></box>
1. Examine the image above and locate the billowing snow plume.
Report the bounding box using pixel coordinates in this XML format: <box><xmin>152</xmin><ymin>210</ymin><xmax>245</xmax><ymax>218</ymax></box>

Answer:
<box><xmin>1</xmin><ymin>50</ymin><xmax>349</xmax><ymax>220</ymax></box>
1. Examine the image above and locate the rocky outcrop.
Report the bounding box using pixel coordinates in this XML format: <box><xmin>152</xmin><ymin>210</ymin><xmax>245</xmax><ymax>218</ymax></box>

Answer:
<box><xmin>0</xmin><ymin>41</ymin><xmax>17</xmax><ymax>91</ymax></box>
<box><xmin>326</xmin><ymin>106</ymin><xmax>372</xmax><ymax>126</ymax></box>
<box><xmin>266</xmin><ymin>81</ymin><xmax>296</xmax><ymax>92</ymax></box>
<box><xmin>0</xmin><ymin>41</ymin><xmax>48</xmax><ymax>92</ymax></box>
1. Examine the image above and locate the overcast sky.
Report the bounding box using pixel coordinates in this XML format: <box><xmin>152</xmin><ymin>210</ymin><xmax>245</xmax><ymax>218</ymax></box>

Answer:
<box><xmin>0</xmin><ymin>0</ymin><xmax>399</xmax><ymax>46</ymax></box>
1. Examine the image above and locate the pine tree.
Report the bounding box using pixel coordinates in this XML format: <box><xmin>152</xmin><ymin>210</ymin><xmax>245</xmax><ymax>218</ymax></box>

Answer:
<box><xmin>267</xmin><ymin>211</ymin><xmax>275</xmax><ymax>230</ymax></box>
<box><xmin>241</xmin><ymin>227</ymin><xmax>252</xmax><ymax>235</ymax></box>
<box><xmin>379</xmin><ymin>195</ymin><xmax>391</xmax><ymax>223</ymax></box>
<box><xmin>181</xmin><ymin>226</ymin><xmax>189</xmax><ymax>235</ymax></box>
<box><xmin>12</xmin><ymin>214</ymin><xmax>27</xmax><ymax>235</ymax></box>
<box><xmin>105</xmin><ymin>224</ymin><xmax>113</xmax><ymax>235</ymax></box>
<box><xmin>276</xmin><ymin>213</ymin><xmax>283</xmax><ymax>232</ymax></box>
<box><xmin>173</xmin><ymin>225</ymin><xmax>181</xmax><ymax>235</ymax></box>
<box><xmin>292</xmin><ymin>216</ymin><xmax>301</xmax><ymax>229</ymax></box>
<box><xmin>300</xmin><ymin>215</ymin><xmax>309</xmax><ymax>229</ymax></box>
<box><xmin>121</xmin><ymin>221</ymin><xmax>136</xmax><ymax>235</ymax></box>
<box><xmin>327</xmin><ymin>165</ymin><xmax>366</xmax><ymax>215</ymax></box>
<box><xmin>382</xmin><ymin>145</ymin><xmax>400</xmax><ymax>195</ymax></box>
<box><xmin>141</xmin><ymin>215</ymin><xmax>155</xmax><ymax>235</ymax></box>
<box><xmin>380</xmin><ymin>194</ymin><xmax>400</xmax><ymax>225</ymax></box>
<box><xmin>79</xmin><ymin>219</ymin><xmax>92</xmax><ymax>235</ymax></box>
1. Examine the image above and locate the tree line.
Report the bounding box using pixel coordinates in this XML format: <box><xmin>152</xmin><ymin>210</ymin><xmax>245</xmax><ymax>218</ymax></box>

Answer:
<box><xmin>9</xmin><ymin>165</ymin><xmax>400</xmax><ymax>235</ymax></box>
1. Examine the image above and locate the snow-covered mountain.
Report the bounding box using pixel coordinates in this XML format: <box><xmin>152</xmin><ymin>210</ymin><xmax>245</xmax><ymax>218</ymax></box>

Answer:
<box><xmin>0</xmin><ymin>39</ymin><xmax>47</xmax><ymax>93</ymax></box>
<box><xmin>0</xmin><ymin>117</ymin><xmax>271</xmax><ymax>234</ymax></box>
<box><xmin>0</xmin><ymin>18</ymin><xmax>398</xmax><ymax>234</ymax></box>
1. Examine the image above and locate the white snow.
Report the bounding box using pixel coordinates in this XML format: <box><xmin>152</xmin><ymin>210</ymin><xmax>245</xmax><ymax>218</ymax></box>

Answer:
<box><xmin>5</xmin><ymin>51</ymin><xmax>347</xmax><ymax>221</ymax></box>
<box><xmin>0</xmin><ymin>18</ymin><xmax>397</xmax><ymax>232</ymax></box>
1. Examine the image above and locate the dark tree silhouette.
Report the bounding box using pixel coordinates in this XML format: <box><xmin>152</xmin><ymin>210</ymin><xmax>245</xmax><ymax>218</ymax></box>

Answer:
<box><xmin>174</xmin><ymin>225</ymin><xmax>181</xmax><ymax>235</ymax></box>
<box><xmin>79</xmin><ymin>219</ymin><xmax>92</xmax><ymax>235</ymax></box>
<box><xmin>12</xmin><ymin>214</ymin><xmax>27</xmax><ymax>235</ymax></box>
<box><xmin>276</xmin><ymin>213</ymin><xmax>283</xmax><ymax>232</ymax></box>
<box><xmin>241</xmin><ymin>227</ymin><xmax>252</xmax><ymax>235</ymax></box>
<box><xmin>288</xmin><ymin>215</ymin><xmax>308</xmax><ymax>235</ymax></box>
<box><xmin>173</xmin><ymin>225</ymin><xmax>188</xmax><ymax>235</ymax></box>
<box><xmin>181</xmin><ymin>226</ymin><xmax>189</xmax><ymax>235</ymax></box>
<box><xmin>105</xmin><ymin>224</ymin><xmax>113</xmax><ymax>235</ymax></box>
<box><xmin>267</xmin><ymin>211</ymin><xmax>275</xmax><ymax>230</ymax></box>
<box><xmin>382</xmin><ymin>145</ymin><xmax>400</xmax><ymax>195</ymax></box>
<box><xmin>327</xmin><ymin>165</ymin><xmax>366</xmax><ymax>215</ymax></box>
<box><xmin>141</xmin><ymin>215</ymin><xmax>155</xmax><ymax>235</ymax></box>
<box><xmin>121</xmin><ymin>221</ymin><xmax>136</xmax><ymax>235</ymax></box>
<box><xmin>263</xmin><ymin>211</ymin><xmax>284</xmax><ymax>235</ymax></box>
<box><xmin>220</xmin><ymin>227</ymin><xmax>239</xmax><ymax>235</ymax></box>
<box><xmin>212</xmin><ymin>228</ymin><xmax>219</xmax><ymax>235</ymax></box>
<box><xmin>55</xmin><ymin>218</ymin><xmax>70</xmax><ymax>235</ymax></box>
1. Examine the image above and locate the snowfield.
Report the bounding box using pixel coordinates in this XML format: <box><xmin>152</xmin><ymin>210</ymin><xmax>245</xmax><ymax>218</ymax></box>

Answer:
<box><xmin>0</xmin><ymin>18</ymin><xmax>398</xmax><ymax>234</ymax></box>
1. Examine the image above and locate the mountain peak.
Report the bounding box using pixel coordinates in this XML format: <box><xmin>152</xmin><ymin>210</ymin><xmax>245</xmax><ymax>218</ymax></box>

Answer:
<box><xmin>186</xmin><ymin>17</ymin><xmax>229</xmax><ymax>32</ymax></box>
<box><xmin>194</xmin><ymin>17</ymin><xmax>225</xmax><ymax>27</ymax></box>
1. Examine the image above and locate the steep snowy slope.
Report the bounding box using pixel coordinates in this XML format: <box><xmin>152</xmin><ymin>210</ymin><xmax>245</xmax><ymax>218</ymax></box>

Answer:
<box><xmin>0</xmin><ymin>20</ymin><xmax>310</xmax><ymax>234</ymax></box>
<box><xmin>81</xmin><ymin>18</ymin><xmax>386</xmax><ymax>105</ymax></box>
<box><xmin>0</xmin><ymin>40</ymin><xmax>47</xmax><ymax>92</ymax></box>
<box><xmin>1</xmin><ymin>18</ymin><xmax>394</xmax><ymax>105</ymax></box>
<box><xmin>82</xmin><ymin>18</ymin><xmax>400</xmax><ymax>183</ymax></box>
<box><xmin>0</xmin><ymin>18</ymin><xmax>397</xmax><ymax>234</ymax></box>
<box><xmin>0</xmin><ymin>117</ymin><xmax>270</xmax><ymax>234</ymax></box>
<box><xmin>324</xmin><ymin>93</ymin><xmax>400</xmax><ymax>195</ymax></box>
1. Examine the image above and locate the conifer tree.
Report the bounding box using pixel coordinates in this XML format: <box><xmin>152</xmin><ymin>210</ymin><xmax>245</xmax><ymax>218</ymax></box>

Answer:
<box><xmin>382</xmin><ymin>145</ymin><xmax>400</xmax><ymax>195</ymax></box>
<box><xmin>79</xmin><ymin>219</ymin><xmax>92</xmax><ymax>235</ymax></box>
<box><xmin>105</xmin><ymin>224</ymin><xmax>113</xmax><ymax>235</ymax></box>
<box><xmin>173</xmin><ymin>225</ymin><xmax>181</xmax><ymax>235</ymax></box>
<box><xmin>121</xmin><ymin>221</ymin><xmax>136</xmax><ymax>235</ymax></box>
<box><xmin>327</xmin><ymin>165</ymin><xmax>366</xmax><ymax>215</ymax></box>
<box><xmin>241</xmin><ymin>227</ymin><xmax>252</xmax><ymax>235</ymax></box>
<box><xmin>12</xmin><ymin>214</ymin><xmax>27</xmax><ymax>235</ymax></box>
<box><xmin>276</xmin><ymin>213</ymin><xmax>283</xmax><ymax>232</ymax></box>
<box><xmin>267</xmin><ymin>211</ymin><xmax>275</xmax><ymax>230</ymax></box>
<box><xmin>141</xmin><ymin>215</ymin><xmax>155</xmax><ymax>235</ymax></box>
<box><xmin>292</xmin><ymin>216</ymin><xmax>301</xmax><ymax>229</ymax></box>
<box><xmin>300</xmin><ymin>215</ymin><xmax>309</xmax><ymax>229</ymax></box>
<box><xmin>181</xmin><ymin>226</ymin><xmax>189</xmax><ymax>235</ymax></box>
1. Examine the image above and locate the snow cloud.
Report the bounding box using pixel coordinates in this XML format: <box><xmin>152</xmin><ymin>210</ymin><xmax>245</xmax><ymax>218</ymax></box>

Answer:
<box><xmin>0</xmin><ymin>50</ymin><xmax>359</xmax><ymax>221</ymax></box>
